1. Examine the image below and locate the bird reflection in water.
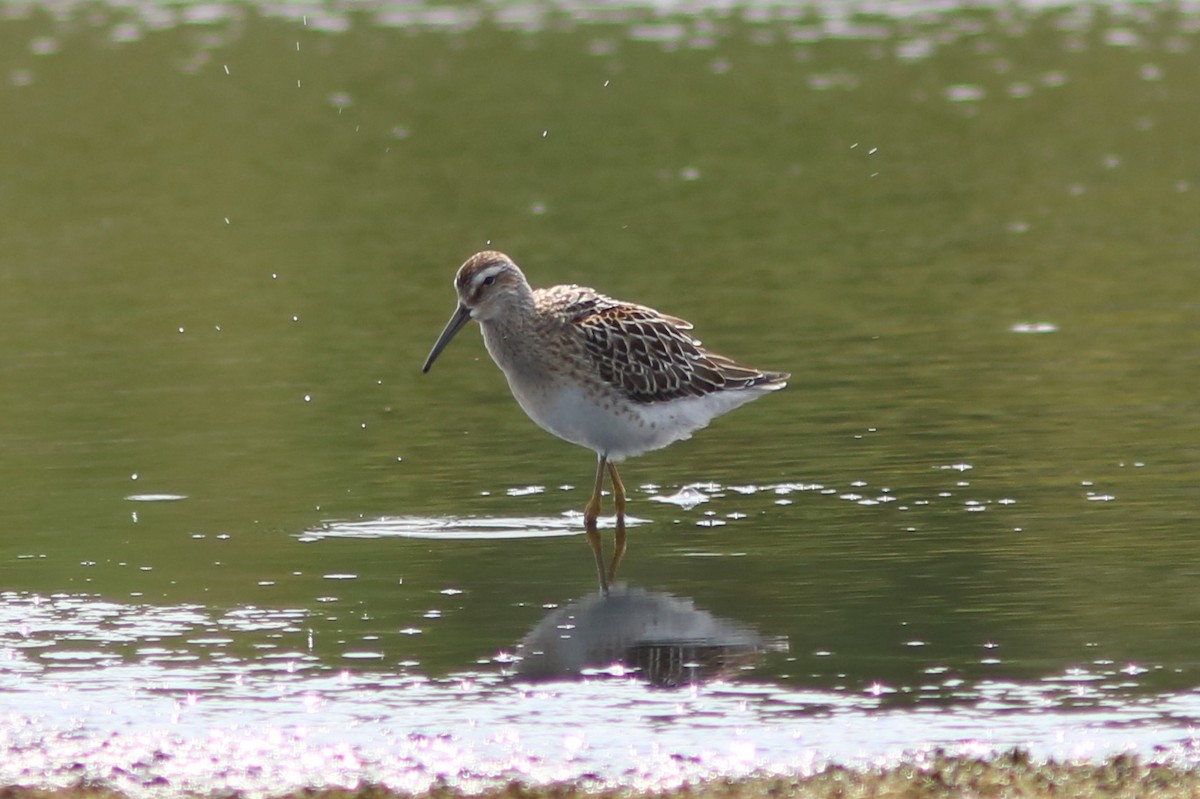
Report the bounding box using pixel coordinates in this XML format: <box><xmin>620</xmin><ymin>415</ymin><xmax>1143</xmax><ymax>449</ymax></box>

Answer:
<box><xmin>513</xmin><ymin>586</ymin><xmax>787</xmax><ymax>687</ymax></box>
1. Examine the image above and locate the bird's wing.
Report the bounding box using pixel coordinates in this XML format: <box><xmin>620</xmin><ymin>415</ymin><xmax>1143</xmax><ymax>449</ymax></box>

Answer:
<box><xmin>566</xmin><ymin>294</ymin><xmax>772</xmax><ymax>403</ymax></box>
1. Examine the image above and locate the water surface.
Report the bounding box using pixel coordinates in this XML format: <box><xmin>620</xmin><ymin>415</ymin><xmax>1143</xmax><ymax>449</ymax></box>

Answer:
<box><xmin>2</xmin><ymin>1</ymin><xmax>1199</xmax><ymax>794</ymax></box>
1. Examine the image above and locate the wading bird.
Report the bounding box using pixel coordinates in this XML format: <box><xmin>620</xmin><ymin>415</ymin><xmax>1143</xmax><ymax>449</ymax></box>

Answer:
<box><xmin>422</xmin><ymin>251</ymin><xmax>788</xmax><ymax>593</ymax></box>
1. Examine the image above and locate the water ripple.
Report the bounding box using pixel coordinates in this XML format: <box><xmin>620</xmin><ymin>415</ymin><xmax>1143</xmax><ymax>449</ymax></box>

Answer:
<box><xmin>3</xmin><ymin>591</ymin><xmax>1200</xmax><ymax>796</ymax></box>
<box><xmin>302</xmin><ymin>514</ymin><xmax>647</xmax><ymax>541</ymax></box>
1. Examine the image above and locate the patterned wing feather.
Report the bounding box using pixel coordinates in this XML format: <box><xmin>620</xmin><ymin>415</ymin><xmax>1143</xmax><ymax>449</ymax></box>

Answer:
<box><xmin>567</xmin><ymin>293</ymin><xmax>786</xmax><ymax>404</ymax></box>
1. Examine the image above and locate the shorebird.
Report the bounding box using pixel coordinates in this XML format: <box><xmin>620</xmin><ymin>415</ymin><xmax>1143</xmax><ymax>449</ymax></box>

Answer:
<box><xmin>421</xmin><ymin>251</ymin><xmax>788</xmax><ymax>593</ymax></box>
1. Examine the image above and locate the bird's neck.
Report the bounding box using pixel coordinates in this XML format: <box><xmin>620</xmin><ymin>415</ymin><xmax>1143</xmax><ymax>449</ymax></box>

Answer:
<box><xmin>479</xmin><ymin>307</ymin><xmax>538</xmax><ymax>373</ymax></box>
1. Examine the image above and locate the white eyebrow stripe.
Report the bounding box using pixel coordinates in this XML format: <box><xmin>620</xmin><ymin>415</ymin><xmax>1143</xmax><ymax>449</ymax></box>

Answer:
<box><xmin>472</xmin><ymin>263</ymin><xmax>508</xmax><ymax>289</ymax></box>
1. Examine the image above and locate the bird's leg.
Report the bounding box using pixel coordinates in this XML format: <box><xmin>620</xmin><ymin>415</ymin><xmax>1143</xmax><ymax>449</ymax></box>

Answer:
<box><xmin>606</xmin><ymin>460</ymin><xmax>627</xmax><ymax>585</ymax></box>
<box><xmin>585</xmin><ymin>453</ymin><xmax>610</xmax><ymax>595</ymax></box>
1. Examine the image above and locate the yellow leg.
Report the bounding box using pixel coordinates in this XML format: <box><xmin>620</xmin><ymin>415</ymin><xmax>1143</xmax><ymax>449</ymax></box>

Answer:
<box><xmin>606</xmin><ymin>460</ymin><xmax>626</xmax><ymax>585</ymax></box>
<box><xmin>585</xmin><ymin>454</ymin><xmax>610</xmax><ymax>595</ymax></box>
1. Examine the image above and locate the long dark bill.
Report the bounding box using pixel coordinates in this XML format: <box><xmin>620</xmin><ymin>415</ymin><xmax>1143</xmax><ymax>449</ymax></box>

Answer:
<box><xmin>421</xmin><ymin>304</ymin><xmax>472</xmax><ymax>373</ymax></box>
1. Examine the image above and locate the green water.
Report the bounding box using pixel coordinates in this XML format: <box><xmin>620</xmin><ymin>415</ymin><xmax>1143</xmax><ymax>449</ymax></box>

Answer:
<box><xmin>2</xmin><ymin>2</ymin><xmax>1198</xmax><ymax>696</ymax></box>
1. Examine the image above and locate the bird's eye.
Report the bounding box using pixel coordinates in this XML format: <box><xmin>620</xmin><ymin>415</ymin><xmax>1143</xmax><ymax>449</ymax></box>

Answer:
<box><xmin>483</xmin><ymin>275</ymin><xmax>496</xmax><ymax>286</ymax></box>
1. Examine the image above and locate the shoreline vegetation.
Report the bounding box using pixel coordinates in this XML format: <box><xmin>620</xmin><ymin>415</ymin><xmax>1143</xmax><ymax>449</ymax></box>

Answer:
<box><xmin>5</xmin><ymin>751</ymin><xmax>1200</xmax><ymax>799</ymax></box>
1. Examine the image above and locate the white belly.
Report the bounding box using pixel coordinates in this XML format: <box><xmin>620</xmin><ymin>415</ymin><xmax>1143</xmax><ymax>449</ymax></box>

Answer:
<box><xmin>507</xmin><ymin>379</ymin><xmax>767</xmax><ymax>462</ymax></box>
<box><xmin>479</xmin><ymin>321</ymin><xmax>774</xmax><ymax>461</ymax></box>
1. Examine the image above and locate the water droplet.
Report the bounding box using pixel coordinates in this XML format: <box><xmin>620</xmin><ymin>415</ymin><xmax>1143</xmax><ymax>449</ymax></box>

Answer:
<box><xmin>1104</xmin><ymin>28</ymin><xmax>1141</xmax><ymax>47</ymax></box>
<box><xmin>945</xmin><ymin>84</ymin><xmax>985</xmax><ymax>102</ymax></box>
<box><xmin>1010</xmin><ymin>321</ymin><xmax>1058</xmax><ymax>333</ymax></box>
<box><xmin>30</xmin><ymin>37</ymin><xmax>59</xmax><ymax>56</ymax></box>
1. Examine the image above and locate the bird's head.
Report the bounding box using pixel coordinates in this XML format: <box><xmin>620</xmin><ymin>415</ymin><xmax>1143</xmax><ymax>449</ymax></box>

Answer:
<box><xmin>452</xmin><ymin>251</ymin><xmax>530</xmax><ymax>323</ymax></box>
<box><xmin>422</xmin><ymin>251</ymin><xmax>530</xmax><ymax>373</ymax></box>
